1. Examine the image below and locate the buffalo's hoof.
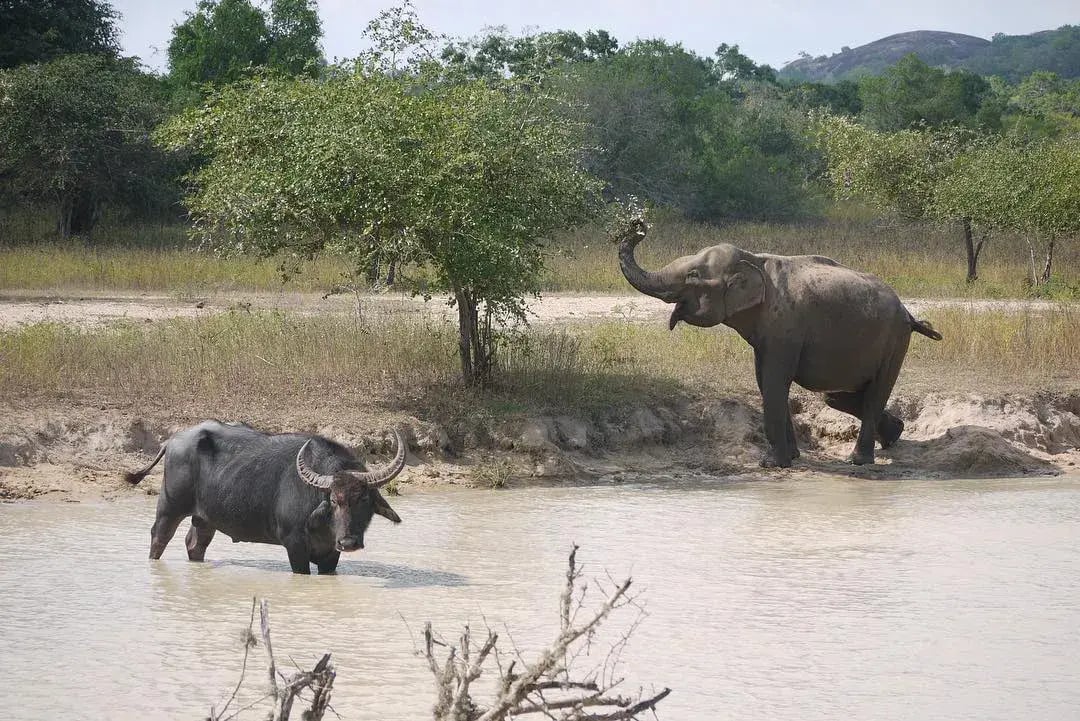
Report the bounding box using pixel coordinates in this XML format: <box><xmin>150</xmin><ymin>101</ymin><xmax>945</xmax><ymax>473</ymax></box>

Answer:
<box><xmin>878</xmin><ymin>415</ymin><xmax>904</xmax><ymax>449</ymax></box>
<box><xmin>847</xmin><ymin>451</ymin><xmax>875</xmax><ymax>466</ymax></box>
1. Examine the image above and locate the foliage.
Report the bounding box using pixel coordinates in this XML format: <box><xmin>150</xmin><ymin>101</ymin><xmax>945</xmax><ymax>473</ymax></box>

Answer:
<box><xmin>0</xmin><ymin>54</ymin><xmax>175</xmax><ymax>236</ymax></box>
<box><xmin>858</xmin><ymin>54</ymin><xmax>1001</xmax><ymax>131</ymax></box>
<box><xmin>811</xmin><ymin>113</ymin><xmax>972</xmax><ymax>220</ymax></box>
<box><xmin>441</xmin><ymin>27</ymin><xmax>618</xmax><ymax>80</ymax></box>
<box><xmin>783</xmin><ymin>79</ymin><xmax>862</xmax><ymax>115</ymax></box>
<box><xmin>1001</xmin><ymin>71</ymin><xmax>1080</xmax><ymax>140</ymax></box>
<box><xmin>167</xmin><ymin>0</ymin><xmax>323</xmax><ymax>100</ymax></box>
<box><xmin>935</xmin><ymin>135</ymin><xmax>1080</xmax><ymax>265</ymax></box>
<box><xmin>555</xmin><ymin>39</ymin><xmax>815</xmax><ymax>222</ymax></box>
<box><xmin>157</xmin><ymin>13</ymin><xmax>601</xmax><ymax>385</ymax></box>
<box><xmin>0</xmin><ymin>0</ymin><xmax>120</xmax><ymax>69</ymax></box>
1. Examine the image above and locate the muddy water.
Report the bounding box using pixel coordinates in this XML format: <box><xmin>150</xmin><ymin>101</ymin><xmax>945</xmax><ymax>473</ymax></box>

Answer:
<box><xmin>2</xmin><ymin>477</ymin><xmax>1080</xmax><ymax>721</ymax></box>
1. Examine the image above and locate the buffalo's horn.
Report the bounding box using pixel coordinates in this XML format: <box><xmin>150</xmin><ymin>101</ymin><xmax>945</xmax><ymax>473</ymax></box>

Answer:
<box><xmin>296</xmin><ymin>440</ymin><xmax>335</xmax><ymax>489</ymax></box>
<box><xmin>345</xmin><ymin>429</ymin><xmax>408</xmax><ymax>488</ymax></box>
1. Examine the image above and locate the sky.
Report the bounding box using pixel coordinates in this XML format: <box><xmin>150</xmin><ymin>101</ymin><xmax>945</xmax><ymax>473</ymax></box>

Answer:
<box><xmin>111</xmin><ymin>0</ymin><xmax>1079</xmax><ymax>73</ymax></box>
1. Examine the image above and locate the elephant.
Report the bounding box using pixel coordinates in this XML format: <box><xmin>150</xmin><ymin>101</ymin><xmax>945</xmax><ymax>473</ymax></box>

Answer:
<box><xmin>617</xmin><ymin>219</ymin><xmax>942</xmax><ymax>468</ymax></box>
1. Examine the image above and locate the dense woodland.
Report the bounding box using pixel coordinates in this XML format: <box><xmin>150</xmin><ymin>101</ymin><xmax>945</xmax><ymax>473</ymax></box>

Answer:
<box><xmin>1</xmin><ymin>0</ymin><xmax>1079</xmax><ymax>383</ymax></box>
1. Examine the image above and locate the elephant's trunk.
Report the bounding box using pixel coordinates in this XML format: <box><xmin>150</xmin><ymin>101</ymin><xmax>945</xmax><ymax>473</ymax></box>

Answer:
<box><xmin>617</xmin><ymin>220</ymin><xmax>677</xmax><ymax>302</ymax></box>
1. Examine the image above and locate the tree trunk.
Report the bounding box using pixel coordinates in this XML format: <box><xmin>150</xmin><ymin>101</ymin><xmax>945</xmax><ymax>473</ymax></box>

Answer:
<box><xmin>1041</xmin><ymin>237</ymin><xmax>1055</xmax><ymax>285</ymax></box>
<box><xmin>455</xmin><ymin>288</ymin><xmax>477</xmax><ymax>385</ymax></box>
<box><xmin>962</xmin><ymin>217</ymin><xmax>985</xmax><ymax>283</ymax></box>
<box><xmin>57</xmin><ymin>189</ymin><xmax>100</xmax><ymax>239</ymax></box>
<box><xmin>453</xmin><ymin>287</ymin><xmax>493</xmax><ymax>387</ymax></box>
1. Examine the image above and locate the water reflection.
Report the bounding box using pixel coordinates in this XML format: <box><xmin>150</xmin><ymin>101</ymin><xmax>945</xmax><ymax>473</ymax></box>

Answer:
<box><xmin>208</xmin><ymin>557</ymin><xmax>469</xmax><ymax>586</ymax></box>
<box><xmin>1</xmin><ymin>477</ymin><xmax>1079</xmax><ymax>721</ymax></box>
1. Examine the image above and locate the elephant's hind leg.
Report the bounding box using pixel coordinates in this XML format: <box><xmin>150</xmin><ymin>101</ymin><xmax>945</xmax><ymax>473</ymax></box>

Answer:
<box><xmin>849</xmin><ymin>343</ymin><xmax>909</xmax><ymax>466</ymax></box>
<box><xmin>825</xmin><ymin>391</ymin><xmax>904</xmax><ymax>449</ymax></box>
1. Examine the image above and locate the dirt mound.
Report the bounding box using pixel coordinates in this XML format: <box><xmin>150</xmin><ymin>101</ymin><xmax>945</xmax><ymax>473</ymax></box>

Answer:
<box><xmin>891</xmin><ymin>425</ymin><xmax>1060</xmax><ymax>477</ymax></box>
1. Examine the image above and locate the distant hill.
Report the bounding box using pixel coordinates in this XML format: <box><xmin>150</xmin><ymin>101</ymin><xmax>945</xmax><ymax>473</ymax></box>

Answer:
<box><xmin>779</xmin><ymin>26</ymin><xmax>1080</xmax><ymax>82</ymax></box>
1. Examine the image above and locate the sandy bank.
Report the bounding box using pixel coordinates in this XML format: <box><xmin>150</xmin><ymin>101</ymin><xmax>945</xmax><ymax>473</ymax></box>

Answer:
<box><xmin>2</xmin><ymin>390</ymin><xmax>1077</xmax><ymax>502</ymax></box>
<box><xmin>0</xmin><ymin>290</ymin><xmax>1067</xmax><ymax>330</ymax></box>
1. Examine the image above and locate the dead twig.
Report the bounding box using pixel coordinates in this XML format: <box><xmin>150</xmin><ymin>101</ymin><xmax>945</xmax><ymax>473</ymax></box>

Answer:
<box><xmin>423</xmin><ymin>544</ymin><xmax>670</xmax><ymax>721</ymax></box>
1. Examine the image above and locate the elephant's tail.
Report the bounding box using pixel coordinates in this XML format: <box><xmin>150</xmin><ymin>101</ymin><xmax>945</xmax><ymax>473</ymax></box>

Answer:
<box><xmin>909</xmin><ymin>315</ymin><xmax>943</xmax><ymax>341</ymax></box>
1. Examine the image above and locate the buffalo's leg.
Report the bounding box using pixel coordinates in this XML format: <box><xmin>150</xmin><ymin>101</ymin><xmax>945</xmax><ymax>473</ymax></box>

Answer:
<box><xmin>284</xmin><ymin>539</ymin><xmax>312</xmax><ymax>575</ymax></box>
<box><xmin>315</xmin><ymin>552</ymin><xmax>341</xmax><ymax>575</ymax></box>
<box><xmin>184</xmin><ymin>518</ymin><xmax>216</xmax><ymax>562</ymax></box>
<box><xmin>149</xmin><ymin>513</ymin><xmax>184</xmax><ymax>559</ymax></box>
<box><xmin>825</xmin><ymin>391</ymin><xmax>904</xmax><ymax>449</ymax></box>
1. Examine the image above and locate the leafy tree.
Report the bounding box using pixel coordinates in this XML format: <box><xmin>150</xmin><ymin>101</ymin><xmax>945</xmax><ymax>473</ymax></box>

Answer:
<box><xmin>935</xmin><ymin>136</ymin><xmax>1080</xmax><ymax>286</ymax></box>
<box><xmin>714</xmin><ymin>43</ymin><xmax>777</xmax><ymax>85</ymax></box>
<box><xmin>158</xmin><ymin>12</ymin><xmax>600</xmax><ymax>386</ymax></box>
<box><xmin>167</xmin><ymin>0</ymin><xmax>323</xmax><ymax>99</ymax></box>
<box><xmin>267</xmin><ymin>0</ymin><xmax>323</xmax><ymax>76</ymax></box>
<box><xmin>557</xmin><ymin>39</ymin><xmax>815</xmax><ymax>222</ymax></box>
<box><xmin>783</xmin><ymin>79</ymin><xmax>862</xmax><ymax>116</ymax></box>
<box><xmin>0</xmin><ymin>54</ymin><xmax>175</xmax><ymax>237</ymax></box>
<box><xmin>1002</xmin><ymin>71</ymin><xmax>1080</xmax><ymax>139</ymax></box>
<box><xmin>0</xmin><ymin>0</ymin><xmax>120</xmax><ymax>69</ymax></box>
<box><xmin>441</xmin><ymin>28</ymin><xmax>618</xmax><ymax>80</ymax></box>
<box><xmin>812</xmin><ymin>113</ymin><xmax>987</xmax><ymax>280</ymax></box>
<box><xmin>858</xmin><ymin>54</ymin><xmax>1001</xmax><ymax>131</ymax></box>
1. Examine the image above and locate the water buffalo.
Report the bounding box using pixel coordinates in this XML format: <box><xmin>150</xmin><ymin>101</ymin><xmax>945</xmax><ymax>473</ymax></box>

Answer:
<box><xmin>123</xmin><ymin>421</ymin><xmax>406</xmax><ymax>574</ymax></box>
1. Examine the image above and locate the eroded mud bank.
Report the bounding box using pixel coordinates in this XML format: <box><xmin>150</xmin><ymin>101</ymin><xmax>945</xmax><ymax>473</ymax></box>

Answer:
<box><xmin>2</xmin><ymin>391</ymin><xmax>1078</xmax><ymax>501</ymax></box>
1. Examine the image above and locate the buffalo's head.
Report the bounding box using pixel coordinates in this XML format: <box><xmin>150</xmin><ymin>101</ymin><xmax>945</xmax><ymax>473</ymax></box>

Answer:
<box><xmin>295</xmin><ymin>430</ymin><xmax>406</xmax><ymax>552</ymax></box>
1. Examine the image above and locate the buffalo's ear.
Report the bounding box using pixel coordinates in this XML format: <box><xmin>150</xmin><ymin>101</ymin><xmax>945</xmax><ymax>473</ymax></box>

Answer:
<box><xmin>724</xmin><ymin>260</ymin><xmax>765</xmax><ymax>316</ymax></box>
<box><xmin>372</xmin><ymin>491</ymin><xmax>401</xmax><ymax>524</ymax></box>
<box><xmin>307</xmin><ymin>499</ymin><xmax>332</xmax><ymax>530</ymax></box>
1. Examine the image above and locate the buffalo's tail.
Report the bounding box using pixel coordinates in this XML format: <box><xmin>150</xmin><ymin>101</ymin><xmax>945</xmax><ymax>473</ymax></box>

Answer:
<box><xmin>123</xmin><ymin>443</ymin><xmax>167</xmax><ymax>485</ymax></box>
<box><xmin>909</xmin><ymin>314</ymin><xmax>943</xmax><ymax>341</ymax></box>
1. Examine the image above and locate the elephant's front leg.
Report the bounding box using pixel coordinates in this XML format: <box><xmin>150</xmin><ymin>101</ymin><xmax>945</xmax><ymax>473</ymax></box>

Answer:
<box><xmin>756</xmin><ymin>349</ymin><xmax>796</xmax><ymax>468</ymax></box>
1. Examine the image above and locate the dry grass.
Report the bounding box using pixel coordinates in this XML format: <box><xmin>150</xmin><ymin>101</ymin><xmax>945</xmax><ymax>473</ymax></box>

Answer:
<box><xmin>0</xmin><ymin>242</ymin><xmax>352</xmax><ymax>294</ymax></box>
<box><xmin>3</xmin><ymin>209</ymin><xmax>1077</xmax><ymax>299</ymax></box>
<box><xmin>544</xmin><ymin>212</ymin><xmax>1080</xmax><ymax>300</ymax></box>
<box><xmin>2</xmin><ymin>305</ymin><xmax>1075</xmax><ymax>423</ymax></box>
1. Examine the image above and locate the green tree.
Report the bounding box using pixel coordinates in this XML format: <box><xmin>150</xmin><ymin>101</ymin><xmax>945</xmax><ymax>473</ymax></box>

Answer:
<box><xmin>1002</xmin><ymin>71</ymin><xmax>1080</xmax><ymax>140</ymax></box>
<box><xmin>267</xmin><ymin>0</ymin><xmax>323</xmax><ymax>76</ymax></box>
<box><xmin>0</xmin><ymin>0</ymin><xmax>120</xmax><ymax>69</ymax></box>
<box><xmin>858</xmin><ymin>54</ymin><xmax>1000</xmax><ymax>131</ymax></box>
<box><xmin>0</xmin><ymin>54</ymin><xmax>174</xmax><ymax>237</ymax></box>
<box><xmin>812</xmin><ymin>113</ymin><xmax>987</xmax><ymax>280</ymax></box>
<box><xmin>167</xmin><ymin>0</ymin><xmax>323</xmax><ymax>99</ymax></box>
<box><xmin>158</xmin><ymin>12</ymin><xmax>600</xmax><ymax>386</ymax></box>
<box><xmin>935</xmin><ymin>136</ymin><xmax>1080</xmax><ymax>286</ymax></box>
<box><xmin>441</xmin><ymin>28</ymin><xmax>618</xmax><ymax>80</ymax></box>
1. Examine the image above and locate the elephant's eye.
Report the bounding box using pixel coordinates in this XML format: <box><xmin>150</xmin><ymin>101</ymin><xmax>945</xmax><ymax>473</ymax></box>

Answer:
<box><xmin>686</xmin><ymin>269</ymin><xmax>699</xmax><ymax>280</ymax></box>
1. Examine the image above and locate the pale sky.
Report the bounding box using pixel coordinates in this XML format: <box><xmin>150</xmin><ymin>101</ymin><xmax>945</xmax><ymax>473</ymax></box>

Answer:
<box><xmin>111</xmin><ymin>0</ymin><xmax>1079</xmax><ymax>73</ymax></box>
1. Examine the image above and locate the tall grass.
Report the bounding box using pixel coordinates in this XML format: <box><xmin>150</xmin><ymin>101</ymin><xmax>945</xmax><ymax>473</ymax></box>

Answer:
<box><xmin>0</xmin><ymin>242</ymin><xmax>354</xmax><ymax>294</ymax></box>
<box><xmin>544</xmin><ymin>212</ymin><xmax>1080</xmax><ymax>299</ymax></box>
<box><xmin>2</xmin><ymin>306</ymin><xmax>1075</xmax><ymax>420</ymax></box>
<box><xmin>2</xmin><ymin>209</ymin><xmax>1077</xmax><ymax>298</ymax></box>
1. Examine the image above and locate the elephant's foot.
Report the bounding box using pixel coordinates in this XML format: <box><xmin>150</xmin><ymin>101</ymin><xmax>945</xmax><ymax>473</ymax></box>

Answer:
<box><xmin>877</xmin><ymin>414</ymin><xmax>904</xmax><ymax>449</ymax></box>
<box><xmin>760</xmin><ymin>451</ymin><xmax>793</xmax><ymax>469</ymax></box>
<box><xmin>847</xmin><ymin>450</ymin><xmax>875</xmax><ymax>466</ymax></box>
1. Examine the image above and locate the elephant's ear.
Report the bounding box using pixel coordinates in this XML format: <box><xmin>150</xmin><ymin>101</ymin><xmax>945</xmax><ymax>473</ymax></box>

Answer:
<box><xmin>724</xmin><ymin>260</ymin><xmax>766</xmax><ymax>317</ymax></box>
